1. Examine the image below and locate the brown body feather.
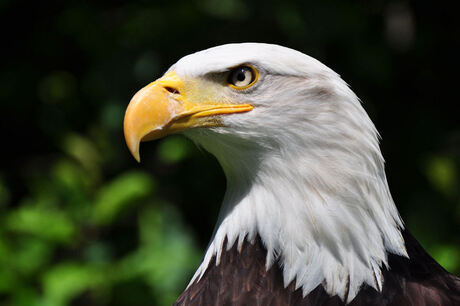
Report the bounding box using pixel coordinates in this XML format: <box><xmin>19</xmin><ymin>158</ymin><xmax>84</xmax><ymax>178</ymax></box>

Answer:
<box><xmin>174</xmin><ymin>231</ymin><xmax>460</xmax><ymax>306</ymax></box>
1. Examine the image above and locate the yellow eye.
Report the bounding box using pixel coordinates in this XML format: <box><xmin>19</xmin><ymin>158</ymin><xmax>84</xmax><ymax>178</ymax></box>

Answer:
<box><xmin>228</xmin><ymin>66</ymin><xmax>258</xmax><ymax>89</ymax></box>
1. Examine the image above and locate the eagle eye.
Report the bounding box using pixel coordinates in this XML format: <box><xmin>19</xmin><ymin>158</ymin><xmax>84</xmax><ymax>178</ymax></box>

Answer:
<box><xmin>227</xmin><ymin>66</ymin><xmax>258</xmax><ymax>89</ymax></box>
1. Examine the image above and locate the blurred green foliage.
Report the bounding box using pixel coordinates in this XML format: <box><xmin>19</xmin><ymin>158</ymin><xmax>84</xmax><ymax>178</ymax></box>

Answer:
<box><xmin>0</xmin><ymin>132</ymin><xmax>200</xmax><ymax>305</ymax></box>
<box><xmin>1</xmin><ymin>0</ymin><xmax>459</xmax><ymax>305</ymax></box>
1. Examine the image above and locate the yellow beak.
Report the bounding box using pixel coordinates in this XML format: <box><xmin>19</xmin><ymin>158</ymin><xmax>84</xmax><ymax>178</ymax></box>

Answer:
<box><xmin>123</xmin><ymin>71</ymin><xmax>253</xmax><ymax>162</ymax></box>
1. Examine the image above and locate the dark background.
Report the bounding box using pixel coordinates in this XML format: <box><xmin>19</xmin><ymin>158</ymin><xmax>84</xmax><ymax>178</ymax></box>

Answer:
<box><xmin>1</xmin><ymin>1</ymin><xmax>459</xmax><ymax>305</ymax></box>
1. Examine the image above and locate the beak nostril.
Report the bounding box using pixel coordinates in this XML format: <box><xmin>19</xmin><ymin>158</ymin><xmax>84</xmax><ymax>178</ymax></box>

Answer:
<box><xmin>164</xmin><ymin>86</ymin><xmax>180</xmax><ymax>95</ymax></box>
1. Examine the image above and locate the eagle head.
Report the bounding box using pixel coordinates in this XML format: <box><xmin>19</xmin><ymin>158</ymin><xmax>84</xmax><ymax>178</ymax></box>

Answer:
<box><xmin>123</xmin><ymin>43</ymin><xmax>407</xmax><ymax>302</ymax></box>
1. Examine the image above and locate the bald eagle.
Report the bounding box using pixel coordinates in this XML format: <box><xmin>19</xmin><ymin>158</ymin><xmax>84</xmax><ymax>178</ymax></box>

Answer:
<box><xmin>124</xmin><ymin>43</ymin><xmax>460</xmax><ymax>305</ymax></box>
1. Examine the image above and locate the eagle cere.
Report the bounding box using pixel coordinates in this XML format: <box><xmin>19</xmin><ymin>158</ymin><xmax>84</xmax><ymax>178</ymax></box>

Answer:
<box><xmin>124</xmin><ymin>43</ymin><xmax>460</xmax><ymax>305</ymax></box>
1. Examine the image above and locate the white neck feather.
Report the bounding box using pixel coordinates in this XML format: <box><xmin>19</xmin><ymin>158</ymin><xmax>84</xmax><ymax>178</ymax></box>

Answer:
<box><xmin>185</xmin><ymin>80</ymin><xmax>407</xmax><ymax>304</ymax></box>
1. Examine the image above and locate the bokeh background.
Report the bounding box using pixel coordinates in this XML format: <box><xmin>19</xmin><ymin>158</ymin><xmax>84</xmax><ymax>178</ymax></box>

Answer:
<box><xmin>1</xmin><ymin>0</ymin><xmax>459</xmax><ymax>305</ymax></box>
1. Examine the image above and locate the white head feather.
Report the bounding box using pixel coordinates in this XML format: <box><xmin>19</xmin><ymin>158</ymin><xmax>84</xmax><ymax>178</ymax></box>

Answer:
<box><xmin>170</xmin><ymin>43</ymin><xmax>407</xmax><ymax>303</ymax></box>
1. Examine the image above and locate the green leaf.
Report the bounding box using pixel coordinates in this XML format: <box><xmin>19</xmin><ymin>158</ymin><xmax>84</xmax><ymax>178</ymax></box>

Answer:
<box><xmin>51</xmin><ymin>159</ymin><xmax>88</xmax><ymax>193</ymax></box>
<box><xmin>41</xmin><ymin>262</ymin><xmax>102</xmax><ymax>305</ymax></box>
<box><xmin>0</xmin><ymin>236</ymin><xmax>17</xmax><ymax>292</ymax></box>
<box><xmin>5</xmin><ymin>205</ymin><xmax>76</xmax><ymax>244</ymax></box>
<box><xmin>9</xmin><ymin>286</ymin><xmax>41</xmax><ymax>306</ymax></box>
<box><xmin>61</xmin><ymin>133</ymin><xmax>101</xmax><ymax>175</ymax></box>
<box><xmin>424</xmin><ymin>156</ymin><xmax>458</xmax><ymax>198</ymax></box>
<box><xmin>12</xmin><ymin>237</ymin><xmax>53</xmax><ymax>276</ymax></box>
<box><xmin>432</xmin><ymin>244</ymin><xmax>460</xmax><ymax>273</ymax></box>
<box><xmin>113</xmin><ymin>204</ymin><xmax>200</xmax><ymax>305</ymax></box>
<box><xmin>109</xmin><ymin>204</ymin><xmax>201</xmax><ymax>305</ymax></box>
<box><xmin>157</xmin><ymin>136</ymin><xmax>191</xmax><ymax>164</ymax></box>
<box><xmin>92</xmin><ymin>171</ymin><xmax>155</xmax><ymax>225</ymax></box>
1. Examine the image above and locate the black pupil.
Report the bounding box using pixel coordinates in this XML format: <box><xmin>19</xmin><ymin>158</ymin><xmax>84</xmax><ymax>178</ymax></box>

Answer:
<box><xmin>236</xmin><ymin>69</ymin><xmax>247</xmax><ymax>82</ymax></box>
